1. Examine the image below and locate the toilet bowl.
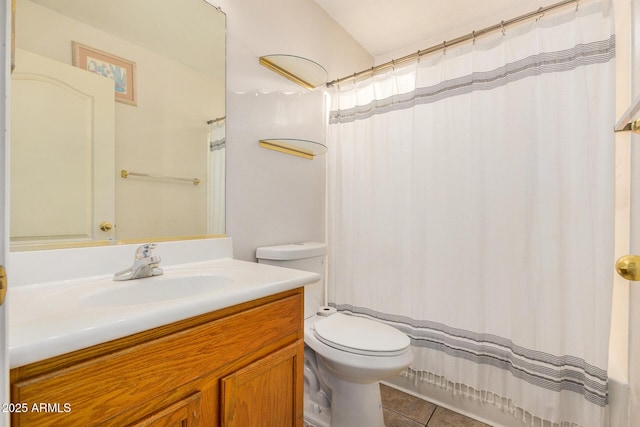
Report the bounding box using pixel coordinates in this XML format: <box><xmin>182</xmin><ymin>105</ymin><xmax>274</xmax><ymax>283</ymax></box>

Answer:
<box><xmin>305</xmin><ymin>313</ymin><xmax>413</xmax><ymax>427</ymax></box>
<box><xmin>256</xmin><ymin>242</ymin><xmax>413</xmax><ymax>427</ymax></box>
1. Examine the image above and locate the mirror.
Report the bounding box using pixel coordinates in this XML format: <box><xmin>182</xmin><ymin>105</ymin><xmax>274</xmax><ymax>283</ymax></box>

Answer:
<box><xmin>11</xmin><ymin>0</ymin><xmax>226</xmax><ymax>251</ymax></box>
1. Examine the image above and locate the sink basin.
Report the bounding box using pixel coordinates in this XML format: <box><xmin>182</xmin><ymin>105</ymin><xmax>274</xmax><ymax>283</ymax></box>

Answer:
<box><xmin>9</xmin><ymin>253</ymin><xmax>323</xmax><ymax>369</ymax></box>
<box><xmin>82</xmin><ymin>272</ymin><xmax>234</xmax><ymax>307</ymax></box>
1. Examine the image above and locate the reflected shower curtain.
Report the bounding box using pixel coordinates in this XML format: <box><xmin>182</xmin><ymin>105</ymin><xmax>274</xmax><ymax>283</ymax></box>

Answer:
<box><xmin>208</xmin><ymin>121</ymin><xmax>225</xmax><ymax>235</ymax></box>
<box><xmin>327</xmin><ymin>1</ymin><xmax>615</xmax><ymax>425</ymax></box>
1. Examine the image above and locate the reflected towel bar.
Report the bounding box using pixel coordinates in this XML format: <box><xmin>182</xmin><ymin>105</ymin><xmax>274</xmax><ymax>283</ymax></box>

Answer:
<box><xmin>207</xmin><ymin>116</ymin><xmax>225</xmax><ymax>125</ymax></box>
<box><xmin>121</xmin><ymin>170</ymin><xmax>200</xmax><ymax>185</ymax></box>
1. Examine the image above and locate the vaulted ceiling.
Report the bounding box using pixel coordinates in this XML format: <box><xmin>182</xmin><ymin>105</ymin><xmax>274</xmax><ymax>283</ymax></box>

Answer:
<box><xmin>313</xmin><ymin>0</ymin><xmax>567</xmax><ymax>62</ymax></box>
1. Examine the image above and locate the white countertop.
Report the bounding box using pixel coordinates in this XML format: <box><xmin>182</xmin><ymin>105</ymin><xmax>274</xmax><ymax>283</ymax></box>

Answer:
<box><xmin>9</xmin><ymin>257</ymin><xmax>319</xmax><ymax>368</ymax></box>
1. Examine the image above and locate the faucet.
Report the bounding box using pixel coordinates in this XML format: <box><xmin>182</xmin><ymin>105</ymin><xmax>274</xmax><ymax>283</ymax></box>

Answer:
<box><xmin>113</xmin><ymin>243</ymin><xmax>164</xmax><ymax>281</ymax></box>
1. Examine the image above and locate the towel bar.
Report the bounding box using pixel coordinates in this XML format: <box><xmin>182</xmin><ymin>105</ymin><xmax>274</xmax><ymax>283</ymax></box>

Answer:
<box><xmin>120</xmin><ymin>170</ymin><xmax>200</xmax><ymax>185</ymax></box>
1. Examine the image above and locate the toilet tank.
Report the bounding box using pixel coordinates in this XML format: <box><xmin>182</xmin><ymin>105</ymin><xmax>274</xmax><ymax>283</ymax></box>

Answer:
<box><xmin>256</xmin><ymin>242</ymin><xmax>326</xmax><ymax>320</ymax></box>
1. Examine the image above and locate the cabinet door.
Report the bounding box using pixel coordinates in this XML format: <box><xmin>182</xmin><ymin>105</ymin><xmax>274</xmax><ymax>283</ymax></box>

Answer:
<box><xmin>221</xmin><ymin>341</ymin><xmax>303</xmax><ymax>427</ymax></box>
<box><xmin>129</xmin><ymin>392</ymin><xmax>201</xmax><ymax>427</ymax></box>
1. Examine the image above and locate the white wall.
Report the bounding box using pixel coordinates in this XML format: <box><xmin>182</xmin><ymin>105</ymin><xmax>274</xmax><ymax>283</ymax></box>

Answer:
<box><xmin>226</xmin><ymin>91</ymin><xmax>327</xmax><ymax>261</ymax></box>
<box><xmin>612</xmin><ymin>1</ymin><xmax>633</xmax><ymax>426</ymax></box>
<box><xmin>627</xmin><ymin>0</ymin><xmax>640</xmax><ymax>423</ymax></box>
<box><xmin>213</xmin><ymin>0</ymin><xmax>373</xmax><ymax>94</ymax></box>
<box><xmin>213</xmin><ymin>0</ymin><xmax>372</xmax><ymax>260</ymax></box>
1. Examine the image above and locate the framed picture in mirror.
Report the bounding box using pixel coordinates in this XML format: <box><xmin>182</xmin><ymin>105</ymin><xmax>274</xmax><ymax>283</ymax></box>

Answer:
<box><xmin>72</xmin><ymin>41</ymin><xmax>137</xmax><ymax>106</ymax></box>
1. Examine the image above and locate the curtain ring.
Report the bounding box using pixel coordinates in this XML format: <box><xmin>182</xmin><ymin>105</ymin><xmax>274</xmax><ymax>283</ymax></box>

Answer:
<box><xmin>416</xmin><ymin>50</ymin><xmax>421</xmax><ymax>63</ymax></box>
<box><xmin>501</xmin><ymin>21</ymin><xmax>506</xmax><ymax>36</ymax></box>
<box><xmin>391</xmin><ymin>59</ymin><xmax>396</xmax><ymax>71</ymax></box>
<box><xmin>575</xmin><ymin>0</ymin><xmax>580</xmax><ymax>12</ymax></box>
<box><xmin>536</xmin><ymin>7</ymin><xmax>545</xmax><ymax>21</ymax></box>
<box><xmin>442</xmin><ymin>41</ymin><xmax>447</xmax><ymax>55</ymax></box>
<box><xmin>472</xmin><ymin>30</ymin><xmax>476</xmax><ymax>45</ymax></box>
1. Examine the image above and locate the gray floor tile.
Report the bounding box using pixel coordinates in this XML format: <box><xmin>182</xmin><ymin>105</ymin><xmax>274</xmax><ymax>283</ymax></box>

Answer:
<box><xmin>383</xmin><ymin>408</ymin><xmax>426</xmax><ymax>427</ymax></box>
<box><xmin>380</xmin><ymin>384</ymin><xmax>437</xmax><ymax>425</ymax></box>
<box><xmin>427</xmin><ymin>406</ymin><xmax>491</xmax><ymax>427</ymax></box>
<box><xmin>305</xmin><ymin>383</ymin><xmax>490</xmax><ymax>427</ymax></box>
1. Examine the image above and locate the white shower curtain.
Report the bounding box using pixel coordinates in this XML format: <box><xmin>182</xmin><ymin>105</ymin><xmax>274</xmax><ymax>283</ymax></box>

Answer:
<box><xmin>327</xmin><ymin>1</ymin><xmax>615</xmax><ymax>425</ymax></box>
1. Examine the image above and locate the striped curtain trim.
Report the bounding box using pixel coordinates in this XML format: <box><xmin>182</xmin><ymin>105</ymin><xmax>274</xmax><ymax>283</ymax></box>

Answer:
<box><xmin>330</xmin><ymin>303</ymin><xmax>608</xmax><ymax>407</ymax></box>
<box><xmin>329</xmin><ymin>35</ymin><xmax>615</xmax><ymax>125</ymax></box>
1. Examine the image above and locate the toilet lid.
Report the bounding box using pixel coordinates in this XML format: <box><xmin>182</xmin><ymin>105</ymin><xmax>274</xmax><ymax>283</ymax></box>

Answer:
<box><xmin>313</xmin><ymin>313</ymin><xmax>410</xmax><ymax>356</ymax></box>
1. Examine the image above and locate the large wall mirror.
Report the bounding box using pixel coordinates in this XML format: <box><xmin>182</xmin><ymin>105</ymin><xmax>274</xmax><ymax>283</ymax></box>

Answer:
<box><xmin>11</xmin><ymin>0</ymin><xmax>226</xmax><ymax>251</ymax></box>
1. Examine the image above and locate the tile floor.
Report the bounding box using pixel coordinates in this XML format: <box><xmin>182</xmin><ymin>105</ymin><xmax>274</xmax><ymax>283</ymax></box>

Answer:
<box><xmin>380</xmin><ymin>384</ymin><xmax>491</xmax><ymax>427</ymax></box>
<box><xmin>304</xmin><ymin>383</ymin><xmax>492</xmax><ymax>427</ymax></box>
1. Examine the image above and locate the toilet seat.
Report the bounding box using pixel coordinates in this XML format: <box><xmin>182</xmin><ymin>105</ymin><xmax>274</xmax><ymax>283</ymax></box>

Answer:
<box><xmin>313</xmin><ymin>313</ymin><xmax>410</xmax><ymax>356</ymax></box>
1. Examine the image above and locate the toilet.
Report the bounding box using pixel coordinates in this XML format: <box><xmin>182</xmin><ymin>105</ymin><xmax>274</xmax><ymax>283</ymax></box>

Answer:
<box><xmin>256</xmin><ymin>242</ymin><xmax>413</xmax><ymax>427</ymax></box>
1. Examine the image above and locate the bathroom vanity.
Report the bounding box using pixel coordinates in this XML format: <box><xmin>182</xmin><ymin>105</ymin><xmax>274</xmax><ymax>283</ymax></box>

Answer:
<box><xmin>8</xmin><ymin>238</ymin><xmax>318</xmax><ymax>427</ymax></box>
<box><xmin>10</xmin><ymin>288</ymin><xmax>303</xmax><ymax>426</ymax></box>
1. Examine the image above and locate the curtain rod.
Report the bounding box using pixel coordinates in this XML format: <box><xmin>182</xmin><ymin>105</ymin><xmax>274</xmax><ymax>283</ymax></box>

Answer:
<box><xmin>326</xmin><ymin>0</ymin><xmax>578</xmax><ymax>87</ymax></box>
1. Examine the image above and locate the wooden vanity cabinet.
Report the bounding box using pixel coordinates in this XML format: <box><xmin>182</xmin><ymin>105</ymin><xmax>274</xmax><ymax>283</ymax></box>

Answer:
<box><xmin>10</xmin><ymin>288</ymin><xmax>304</xmax><ymax>427</ymax></box>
